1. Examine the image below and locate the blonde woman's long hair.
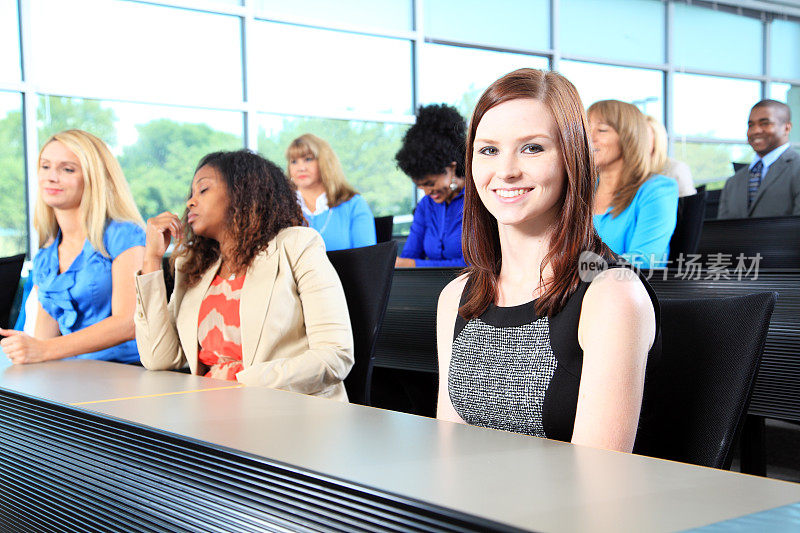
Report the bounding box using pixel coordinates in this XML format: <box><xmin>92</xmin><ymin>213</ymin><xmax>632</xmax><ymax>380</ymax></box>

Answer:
<box><xmin>285</xmin><ymin>133</ymin><xmax>357</xmax><ymax>208</ymax></box>
<box><xmin>34</xmin><ymin>129</ymin><xmax>144</xmax><ymax>257</ymax></box>
<box><xmin>587</xmin><ymin>100</ymin><xmax>652</xmax><ymax>217</ymax></box>
<box><xmin>645</xmin><ymin>114</ymin><xmax>669</xmax><ymax>176</ymax></box>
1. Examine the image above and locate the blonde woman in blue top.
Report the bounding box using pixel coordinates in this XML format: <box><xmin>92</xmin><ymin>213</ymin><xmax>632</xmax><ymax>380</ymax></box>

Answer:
<box><xmin>286</xmin><ymin>134</ymin><xmax>376</xmax><ymax>251</ymax></box>
<box><xmin>588</xmin><ymin>100</ymin><xmax>678</xmax><ymax>268</ymax></box>
<box><xmin>0</xmin><ymin>130</ymin><xmax>145</xmax><ymax>364</ymax></box>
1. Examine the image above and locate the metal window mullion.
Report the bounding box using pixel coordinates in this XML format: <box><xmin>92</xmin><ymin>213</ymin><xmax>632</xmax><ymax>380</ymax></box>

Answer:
<box><xmin>558</xmin><ymin>53</ymin><xmax>668</xmax><ymax>72</ymax></box>
<box><xmin>128</xmin><ymin>0</ymin><xmax>246</xmax><ymax>17</ymax></box>
<box><xmin>19</xmin><ymin>0</ymin><xmax>38</xmax><ymax>258</ymax></box>
<box><xmin>24</xmin><ymin>85</ymin><xmax>250</xmax><ymax>113</ymax></box>
<box><xmin>550</xmin><ymin>0</ymin><xmax>560</xmax><ymax>71</ymax></box>
<box><xmin>665</xmin><ymin>0</ymin><xmax>675</xmax><ymax>156</ymax></box>
<box><xmin>412</xmin><ymin>0</ymin><xmax>423</xmax><ymax>112</ymax></box>
<box><xmin>242</xmin><ymin>0</ymin><xmax>257</xmax><ymax>152</ymax></box>
<box><xmin>252</xmin><ymin>10</ymin><xmax>416</xmax><ymax>41</ymax></box>
<box><xmin>676</xmin><ymin>136</ymin><xmax>749</xmax><ymax>145</ymax></box>
<box><xmin>411</xmin><ymin>0</ymin><xmax>423</xmax><ymax>208</ymax></box>
<box><xmin>762</xmin><ymin>14</ymin><xmax>771</xmax><ymax>99</ymax></box>
<box><xmin>706</xmin><ymin>0</ymin><xmax>800</xmax><ymax>19</ymax></box>
<box><xmin>424</xmin><ymin>37</ymin><xmax>553</xmax><ymax>61</ymax></box>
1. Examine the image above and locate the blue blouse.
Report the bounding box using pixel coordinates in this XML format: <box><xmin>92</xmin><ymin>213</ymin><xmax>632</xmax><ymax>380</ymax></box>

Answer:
<box><xmin>303</xmin><ymin>195</ymin><xmax>377</xmax><ymax>251</ymax></box>
<box><xmin>33</xmin><ymin>220</ymin><xmax>146</xmax><ymax>363</ymax></box>
<box><xmin>593</xmin><ymin>174</ymin><xmax>679</xmax><ymax>268</ymax></box>
<box><xmin>400</xmin><ymin>190</ymin><xmax>466</xmax><ymax>267</ymax></box>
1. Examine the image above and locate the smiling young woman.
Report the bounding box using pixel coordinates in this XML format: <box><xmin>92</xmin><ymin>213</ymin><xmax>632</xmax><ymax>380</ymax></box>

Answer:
<box><xmin>435</xmin><ymin>69</ymin><xmax>661</xmax><ymax>453</ymax></box>
<box><xmin>135</xmin><ymin>150</ymin><xmax>354</xmax><ymax>401</ymax></box>
<box><xmin>0</xmin><ymin>130</ymin><xmax>145</xmax><ymax>365</ymax></box>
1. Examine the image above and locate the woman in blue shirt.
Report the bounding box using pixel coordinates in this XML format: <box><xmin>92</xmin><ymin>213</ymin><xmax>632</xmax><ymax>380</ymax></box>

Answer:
<box><xmin>588</xmin><ymin>100</ymin><xmax>678</xmax><ymax>268</ymax></box>
<box><xmin>286</xmin><ymin>134</ymin><xmax>376</xmax><ymax>251</ymax></box>
<box><xmin>395</xmin><ymin>104</ymin><xmax>467</xmax><ymax>267</ymax></box>
<box><xmin>0</xmin><ymin>130</ymin><xmax>145</xmax><ymax>364</ymax></box>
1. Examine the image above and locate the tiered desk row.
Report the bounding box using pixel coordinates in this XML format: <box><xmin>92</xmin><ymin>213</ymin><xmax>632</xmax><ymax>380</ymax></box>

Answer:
<box><xmin>2</xmin><ymin>359</ymin><xmax>800</xmax><ymax>532</ymax></box>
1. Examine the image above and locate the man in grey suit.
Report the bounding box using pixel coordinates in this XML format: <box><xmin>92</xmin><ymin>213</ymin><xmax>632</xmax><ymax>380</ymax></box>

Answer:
<box><xmin>718</xmin><ymin>99</ymin><xmax>800</xmax><ymax>219</ymax></box>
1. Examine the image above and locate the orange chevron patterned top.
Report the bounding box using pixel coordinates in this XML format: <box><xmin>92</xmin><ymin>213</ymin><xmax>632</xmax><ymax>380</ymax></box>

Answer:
<box><xmin>197</xmin><ymin>274</ymin><xmax>245</xmax><ymax>381</ymax></box>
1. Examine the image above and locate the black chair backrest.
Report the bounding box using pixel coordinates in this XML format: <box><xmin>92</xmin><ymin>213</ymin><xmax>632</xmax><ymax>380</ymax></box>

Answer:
<box><xmin>696</xmin><ymin>216</ymin><xmax>800</xmax><ymax>268</ymax></box>
<box><xmin>634</xmin><ymin>292</ymin><xmax>777</xmax><ymax>468</ymax></box>
<box><xmin>327</xmin><ymin>241</ymin><xmax>397</xmax><ymax>405</ymax></box>
<box><xmin>704</xmin><ymin>188</ymin><xmax>722</xmax><ymax>219</ymax></box>
<box><xmin>668</xmin><ymin>188</ymin><xmax>706</xmax><ymax>263</ymax></box>
<box><xmin>374</xmin><ymin>216</ymin><xmax>394</xmax><ymax>243</ymax></box>
<box><xmin>0</xmin><ymin>254</ymin><xmax>26</xmax><ymax>329</ymax></box>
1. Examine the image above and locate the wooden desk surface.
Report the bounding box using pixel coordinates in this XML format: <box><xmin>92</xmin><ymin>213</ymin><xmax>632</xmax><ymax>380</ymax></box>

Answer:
<box><xmin>2</xmin><ymin>359</ymin><xmax>800</xmax><ymax>532</ymax></box>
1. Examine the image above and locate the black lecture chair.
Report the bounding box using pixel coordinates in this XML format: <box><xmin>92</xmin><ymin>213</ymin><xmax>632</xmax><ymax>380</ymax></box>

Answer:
<box><xmin>327</xmin><ymin>241</ymin><xmax>397</xmax><ymax>406</ymax></box>
<box><xmin>374</xmin><ymin>215</ymin><xmax>394</xmax><ymax>243</ymax></box>
<box><xmin>634</xmin><ymin>293</ymin><xmax>777</xmax><ymax>469</ymax></box>
<box><xmin>668</xmin><ymin>187</ymin><xmax>706</xmax><ymax>263</ymax></box>
<box><xmin>0</xmin><ymin>253</ymin><xmax>26</xmax><ymax>329</ymax></box>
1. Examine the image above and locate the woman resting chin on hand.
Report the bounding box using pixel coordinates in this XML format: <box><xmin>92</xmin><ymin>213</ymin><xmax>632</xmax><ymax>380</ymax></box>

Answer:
<box><xmin>135</xmin><ymin>149</ymin><xmax>354</xmax><ymax>402</ymax></box>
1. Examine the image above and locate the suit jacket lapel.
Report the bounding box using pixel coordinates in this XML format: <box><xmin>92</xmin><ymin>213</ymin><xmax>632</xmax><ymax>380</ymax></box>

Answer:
<box><xmin>241</xmin><ymin>247</ymin><xmax>279</xmax><ymax>366</ymax></box>
<box><xmin>176</xmin><ymin>257</ymin><xmax>220</xmax><ymax>373</ymax></box>
<box><xmin>749</xmin><ymin>153</ymin><xmax>789</xmax><ymax>215</ymax></box>
<box><xmin>734</xmin><ymin>167</ymin><xmax>750</xmax><ymax>217</ymax></box>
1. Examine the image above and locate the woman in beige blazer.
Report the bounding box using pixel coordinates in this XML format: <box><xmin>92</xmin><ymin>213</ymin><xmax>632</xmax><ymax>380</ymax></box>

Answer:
<box><xmin>134</xmin><ymin>150</ymin><xmax>354</xmax><ymax>402</ymax></box>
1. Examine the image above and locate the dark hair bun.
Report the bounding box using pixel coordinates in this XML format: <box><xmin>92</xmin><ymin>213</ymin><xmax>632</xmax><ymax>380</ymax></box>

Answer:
<box><xmin>395</xmin><ymin>104</ymin><xmax>467</xmax><ymax>180</ymax></box>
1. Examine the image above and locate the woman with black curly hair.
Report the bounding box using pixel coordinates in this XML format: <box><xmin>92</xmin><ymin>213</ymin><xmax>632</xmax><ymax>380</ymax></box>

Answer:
<box><xmin>395</xmin><ymin>104</ymin><xmax>467</xmax><ymax>267</ymax></box>
<box><xmin>134</xmin><ymin>150</ymin><xmax>354</xmax><ymax>402</ymax></box>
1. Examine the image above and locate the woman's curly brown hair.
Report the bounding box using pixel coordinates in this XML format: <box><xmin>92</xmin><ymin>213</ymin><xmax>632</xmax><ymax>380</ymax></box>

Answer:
<box><xmin>172</xmin><ymin>149</ymin><xmax>305</xmax><ymax>287</ymax></box>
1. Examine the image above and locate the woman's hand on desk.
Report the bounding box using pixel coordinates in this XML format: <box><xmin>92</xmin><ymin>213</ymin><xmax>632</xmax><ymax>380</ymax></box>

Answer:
<box><xmin>143</xmin><ymin>212</ymin><xmax>182</xmax><ymax>274</ymax></box>
<box><xmin>0</xmin><ymin>329</ymin><xmax>54</xmax><ymax>364</ymax></box>
<box><xmin>395</xmin><ymin>257</ymin><xmax>416</xmax><ymax>268</ymax></box>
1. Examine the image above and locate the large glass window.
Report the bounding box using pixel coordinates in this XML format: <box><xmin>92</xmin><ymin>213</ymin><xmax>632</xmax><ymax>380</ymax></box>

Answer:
<box><xmin>0</xmin><ymin>0</ymin><xmax>21</xmax><ymax>82</ymax></box>
<box><xmin>257</xmin><ymin>115</ymin><xmax>412</xmax><ymax>217</ymax></box>
<box><xmin>558</xmin><ymin>61</ymin><xmax>664</xmax><ymax>121</ymax></box>
<box><xmin>30</xmin><ymin>1</ymin><xmax>242</xmax><ymax>105</ymax></box>
<box><xmin>770</xmin><ymin>82</ymin><xmax>800</xmax><ymax>144</ymax></box>
<box><xmin>420</xmin><ymin>44</ymin><xmax>548</xmax><ymax>116</ymax></box>
<box><xmin>255</xmin><ymin>0</ymin><xmax>412</xmax><ymax>32</ymax></box>
<box><xmin>770</xmin><ymin>19</ymin><xmax>800</xmax><ymax>80</ymax></box>
<box><xmin>38</xmin><ymin>96</ymin><xmax>244</xmax><ymax>222</ymax></box>
<box><xmin>674</xmin><ymin>4</ymin><xmax>763</xmax><ymax>75</ymax></box>
<box><xmin>560</xmin><ymin>0</ymin><xmax>664</xmax><ymax>64</ymax></box>
<box><xmin>251</xmin><ymin>22</ymin><xmax>412</xmax><ymax>116</ymax></box>
<box><xmin>673</xmin><ymin>74</ymin><xmax>761</xmax><ymax>139</ymax></box>
<box><xmin>0</xmin><ymin>91</ymin><xmax>26</xmax><ymax>256</ymax></box>
<box><xmin>424</xmin><ymin>0</ymin><xmax>550</xmax><ymax>51</ymax></box>
<box><xmin>673</xmin><ymin>141</ymin><xmax>752</xmax><ymax>189</ymax></box>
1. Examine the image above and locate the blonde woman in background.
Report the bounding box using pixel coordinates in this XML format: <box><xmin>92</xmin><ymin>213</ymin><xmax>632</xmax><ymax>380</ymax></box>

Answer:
<box><xmin>286</xmin><ymin>133</ymin><xmax>376</xmax><ymax>251</ymax></box>
<box><xmin>588</xmin><ymin>100</ymin><xmax>679</xmax><ymax>267</ymax></box>
<box><xmin>645</xmin><ymin>115</ymin><xmax>697</xmax><ymax>197</ymax></box>
<box><xmin>1</xmin><ymin>130</ymin><xmax>145</xmax><ymax>364</ymax></box>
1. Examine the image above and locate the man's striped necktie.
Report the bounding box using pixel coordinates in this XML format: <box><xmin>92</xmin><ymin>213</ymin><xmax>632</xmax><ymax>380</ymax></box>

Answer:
<box><xmin>748</xmin><ymin>159</ymin><xmax>764</xmax><ymax>207</ymax></box>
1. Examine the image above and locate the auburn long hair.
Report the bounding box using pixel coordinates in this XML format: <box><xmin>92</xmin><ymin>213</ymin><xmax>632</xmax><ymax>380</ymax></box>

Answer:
<box><xmin>460</xmin><ymin>68</ymin><xmax>609</xmax><ymax>320</ymax></box>
<box><xmin>172</xmin><ymin>150</ymin><xmax>305</xmax><ymax>287</ymax></box>
<box><xmin>587</xmin><ymin>100</ymin><xmax>652</xmax><ymax>217</ymax></box>
<box><xmin>286</xmin><ymin>133</ymin><xmax>358</xmax><ymax>208</ymax></box>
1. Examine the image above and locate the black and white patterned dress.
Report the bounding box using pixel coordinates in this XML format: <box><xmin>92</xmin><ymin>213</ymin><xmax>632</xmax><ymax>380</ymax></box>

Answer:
<box><xmin>448</xmin><ymin>269</ymin><xmax>661</xmax><ymax>441</ymax></box>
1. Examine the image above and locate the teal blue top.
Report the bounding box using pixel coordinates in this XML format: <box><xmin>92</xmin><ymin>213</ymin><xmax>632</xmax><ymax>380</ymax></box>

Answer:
<box><xmin>593</xmin><ymin>174</ymin><xmax>679</xmax><ymax>268</ymax></box>
<box><xmin>32</xmin><ymin>220</ymin><xmax>145</xmax><ymax>364</ymax></box>
<box><xmin>302</xmin><ymin>194</ymin><xmax>377</xmax><ymax>251</ymax></box>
